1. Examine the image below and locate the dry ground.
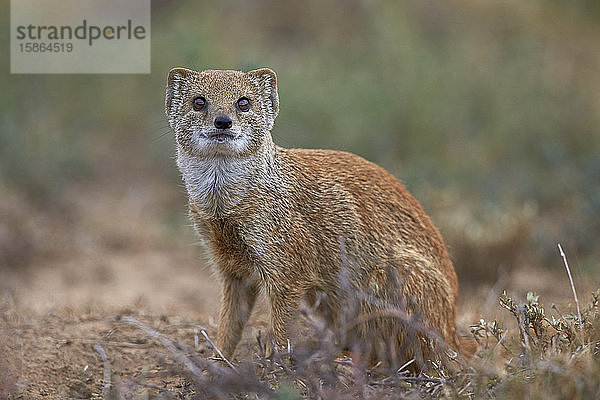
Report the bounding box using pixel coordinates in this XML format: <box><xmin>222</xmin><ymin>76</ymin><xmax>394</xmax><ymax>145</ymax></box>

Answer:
<box><xmin>0</xmin><ymin>181</ymin><xmax>591</xmax><ymax>399</ymax></box>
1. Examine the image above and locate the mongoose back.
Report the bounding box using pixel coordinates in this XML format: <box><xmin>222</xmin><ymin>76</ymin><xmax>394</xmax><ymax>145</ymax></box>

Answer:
<box><xmin>166</xmin><ymin>67</ymin><xmax>463</xmax><ymax>369</ymax></box>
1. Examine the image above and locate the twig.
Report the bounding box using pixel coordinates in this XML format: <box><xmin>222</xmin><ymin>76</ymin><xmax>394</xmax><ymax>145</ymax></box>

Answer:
<box><xmin>517</xmin><ymin>307</ymin><xmax>531</xmax><ymax>350</ymax></box>
<box><xmin>371</xmin><ymin>376</ymin><xmax>451</xmax><ymax>386</ymax></box>
<box><xmin>558</xmin><ymin>243</ymin><xmax>583</xmax><ymax>330</ymax></box>
<box><xmin>122</xmin><ymin>316</ymin><xmax>204</xmax><ymax>376</ymax></box>
<box><xmin>406</xmin><ymin>376</ymin><xmax>450</xmax><ymax>385</ymax></box>
<box><xmin>492</xmin><ymin>329</ymin><xmax>509</xmax><ymax>355</ymax></box>
<box><xmin>200</xmin><ymin>329</ymin><xmax>237</xmax><ymax>370</ymax></box>
<box><xmin>46</xmin><ymin>338</ymin><xmax>153</xmax><ymax>348</ymax></box>
<box><xmin>397</xmin><ymin>358</ymin><xmax>415</xmax><ymax>373</ymax></box>
<box><xmin>551</xmin><ymin>303</ymin><xmax>568</xmax><ymax>325</ymax></box>
<box><xmin>333</xmin><ymin>358</ymin><xmax>354</xmax><ymax>365</ymax></box>
<box><xmin>94</xmin><ymin>344</ymin><xmax>111</xmax><ymax>399</ymax></box>
<box><xmin>457</xmin><ymin>381</ymin><xmax>472</xmax><ymax>396</ymax></box>
<box><xmin>366</xmin><ymin>360</ymin><xmax>383</xmax><ymax>374</ymax></box>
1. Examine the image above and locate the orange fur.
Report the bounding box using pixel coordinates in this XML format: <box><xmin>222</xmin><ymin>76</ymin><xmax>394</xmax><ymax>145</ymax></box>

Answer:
<box><xmin>166</xmin><ymin>67</ymin><xmax>463</xmax><ymax>369</ymax></box>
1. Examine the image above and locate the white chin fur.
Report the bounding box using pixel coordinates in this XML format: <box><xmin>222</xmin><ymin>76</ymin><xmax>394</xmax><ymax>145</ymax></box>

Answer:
<box><xmin>176</xmin><ymin>145</ymin><xmax>255</xmax><ymax>215</ymax></box>
<box><xmin>188</xmin><ymin>130</ymin><xmax>250</xmax><ymax>157</ymax></box>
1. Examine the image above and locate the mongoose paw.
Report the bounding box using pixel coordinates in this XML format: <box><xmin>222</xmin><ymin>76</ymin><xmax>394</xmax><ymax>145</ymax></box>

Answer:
<box><xmin>263</xmin><ymin>333</ymin><xmax>290</xmax><ymax>359</ymax></box>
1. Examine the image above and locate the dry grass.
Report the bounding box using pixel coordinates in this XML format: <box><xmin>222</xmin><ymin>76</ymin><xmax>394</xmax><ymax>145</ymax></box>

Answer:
<box><xmin>2</xmin><ymin>198</ymin><xmax>598</xmax><ymax>400</ymax></box>
<box><xmin>80</xmin><ymin>275</ymin><xmax>600</xmax><ymax>399</ymax></box>
<box><xmin>1</xmin><ymin>183</ymin><xmax>597</xmax><ymax>399</ymax></box>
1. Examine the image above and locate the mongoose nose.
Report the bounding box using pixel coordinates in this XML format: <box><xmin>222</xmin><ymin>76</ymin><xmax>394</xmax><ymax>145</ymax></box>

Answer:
<box><xmin>214</xmin><ymin>115</ymin><xmax>233</xmax><ymax>130</ymax></box>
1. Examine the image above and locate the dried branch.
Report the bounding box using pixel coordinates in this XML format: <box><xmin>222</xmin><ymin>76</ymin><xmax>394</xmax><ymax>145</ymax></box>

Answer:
<box><xmin>94</xmin><ymin>344</ymin><xmax>112</xmax><ymax>399</ymax></box>
<box><xmin>122</xmin><ymin>316</ymin><xmax>204</xmax><ymax>377</ymax></box>
<box><xmin>200</xmin><ymin>329</ymin><xmax>237</xmax><ymax>371</ymax></box>
<box><xmin>558</xmin><ymin>243</ymin><xmax>583</xmax><ymax>330</ymax></box>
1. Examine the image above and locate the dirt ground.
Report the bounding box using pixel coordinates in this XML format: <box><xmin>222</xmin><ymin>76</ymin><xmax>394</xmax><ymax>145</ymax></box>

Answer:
<box><xmin>0</xmin><ymin>178</ymin><xmax>271</xmax><ymax>399</ymax></box>
<box><xmin>0</xmin><ymin>180</ymin><xmax>589</xmax><ymax>399</ymax></box>
<box><xmin>1</xmin><ymin>240</ymin><xmax>278</xmax><ymax>398</ymax></box>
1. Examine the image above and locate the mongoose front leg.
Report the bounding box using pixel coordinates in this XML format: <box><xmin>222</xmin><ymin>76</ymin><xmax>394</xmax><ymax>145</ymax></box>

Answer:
<box><xmin>265</xmin><ymin>287</ymin><xmax>303</xmax><ymax>356</ymax></box>
<box><xmin>216</xmin><ymin>277</ymin><xmax>259</xmax><ymax>359</ymax></box>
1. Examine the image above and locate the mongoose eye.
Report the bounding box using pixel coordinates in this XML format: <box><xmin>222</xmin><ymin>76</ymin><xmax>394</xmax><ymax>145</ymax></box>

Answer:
<box><xmin>237</xmin><ymin>97</ymin><xmax>250</xmax><ymax>112</ymax></box>
<box><xmin>192</xmin><ymin>96</ymin><xmax>206</xmax><ymax>111</ymax></box>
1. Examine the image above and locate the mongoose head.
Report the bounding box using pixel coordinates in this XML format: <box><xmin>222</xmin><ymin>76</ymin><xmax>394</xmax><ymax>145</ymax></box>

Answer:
<box><xmin>165</xmin><ymin>68</ymin><xmax>279</xmax><ymax>158</ymax></box>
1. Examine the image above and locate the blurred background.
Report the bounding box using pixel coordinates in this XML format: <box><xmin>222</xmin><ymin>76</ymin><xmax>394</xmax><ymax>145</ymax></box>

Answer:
<box><xmin>1</xmin><ymin>0</ymin><xmax>599</xmax><ymax>314</ymax></box>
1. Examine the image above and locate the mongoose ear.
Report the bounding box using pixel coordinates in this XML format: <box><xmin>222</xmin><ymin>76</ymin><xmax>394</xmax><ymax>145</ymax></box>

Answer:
<box><xmin>246</xmin><ymin>68</ymin><xmax>279</xmax><ymax>130</ymax></box>
<box><xmin>166</xmin><ymin>67</ymin><xmax>195</xmax><ymax>125</ymax></box>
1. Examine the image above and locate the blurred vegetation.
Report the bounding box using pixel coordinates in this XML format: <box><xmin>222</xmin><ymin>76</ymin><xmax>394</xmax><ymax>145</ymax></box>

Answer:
<box><xmin>1</xmin><ymin>0</ymin><xmax>599</xmax><ymax>274</ymax></box>
<box><xmin>60</xmin><ymin>287</ymin><xmax>600</xmax><ymax>399</ymax></box>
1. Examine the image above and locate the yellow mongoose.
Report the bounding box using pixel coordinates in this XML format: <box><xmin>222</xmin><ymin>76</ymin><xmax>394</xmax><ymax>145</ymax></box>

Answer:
<box><xmin>166</xmin><ymin>67</ymin><xmax>465</xmax><ymax>368</ymax></box>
